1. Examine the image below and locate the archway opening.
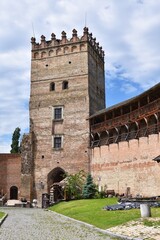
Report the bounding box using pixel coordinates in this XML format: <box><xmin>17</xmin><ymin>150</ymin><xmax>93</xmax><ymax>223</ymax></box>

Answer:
<box><xmin>47</xmin><ymin>167</ymin><xmax>65</xmax><ymax>203</ymax></box>
<box><xmin>92</xmin><ymin>133</ymin><xmax>100</xmax><ymax>147</ymax></box>
<box><xmin>139</xmin><ymin>118</ymin><xmax>148</xmax><ymax>137</ymax></box>
<box><xmin>100</xmin><ymin>131</ymin><xmax>109</xmax><ymax>146</ymax></box>
<box><xmin>109</xmin><ymin>128</ymin><xmax>118</xmax><ymax>144</ymax></box>
<box><xmin>148</xmin><ymin>114</ymin><xmax>158</xmax><ymax>134</ymax></box>
<box><xmin>10</xmin><ymin>186</ymin><xmax>18</xmax><ymax>200</ymax></box>
<box><xmin>128</xmin><ymin>122</ymin><xmax>138</xmax><ymax>140</ymax></box>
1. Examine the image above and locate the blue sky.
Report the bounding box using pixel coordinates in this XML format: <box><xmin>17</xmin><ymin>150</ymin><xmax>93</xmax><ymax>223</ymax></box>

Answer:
<box><xmin>0</xmin><ymin>0</ymin><xmax>160</xmax><ymax>152</ymax></box>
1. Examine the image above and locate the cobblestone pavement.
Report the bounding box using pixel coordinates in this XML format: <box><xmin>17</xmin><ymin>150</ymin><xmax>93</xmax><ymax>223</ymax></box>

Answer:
<box><xmin>0</xmin><ymin>208</ymin><xmax>120</xmax><ymax>240</ymax></box>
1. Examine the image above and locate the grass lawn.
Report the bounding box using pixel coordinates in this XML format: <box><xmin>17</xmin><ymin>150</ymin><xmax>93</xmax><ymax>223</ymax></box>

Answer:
<box><xmin>0</xmin><ymin>211</ymin><xmax>5</xmax><ymax>219</ymax></box>
<box><xmin>49</xmin><ymin>198</ymin><xmax>160</xmax><ymax>229</ymax></box>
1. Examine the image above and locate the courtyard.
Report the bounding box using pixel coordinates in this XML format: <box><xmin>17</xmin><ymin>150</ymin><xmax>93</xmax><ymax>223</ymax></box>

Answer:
<box><xmin>0</xmin><ymin>208</ymin><xmax>118</xmax><ymax>240</ymax></box>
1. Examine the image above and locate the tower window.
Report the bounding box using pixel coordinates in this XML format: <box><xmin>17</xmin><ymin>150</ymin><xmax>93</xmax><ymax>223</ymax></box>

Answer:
<box><xmin>62</xmin><ymin>81</ymin><xmax>68</xmax><ymax>90</ymax></box>
<box><xmin>53</xmin><ymin>107</ymin><xmax>63</xmax><ymax>120</ymax></box>
<box><xmin>54</xmin><ymin>137</ymin><xmax>61</xmax><ymax>149</ymax></box>
<box><xmin>50</xmin><ymin>82</ymin><xmax>55</xmax><ymax>91</ymax></box>
<box><xmin>53</xmin><ymin>135</ymin><xmax>63</xmax><ymax>149</ymax></box>
<box><xmin>54</xmin><ymin>108</ymin><xmax>62</xmax><ymax>119</ymax></box>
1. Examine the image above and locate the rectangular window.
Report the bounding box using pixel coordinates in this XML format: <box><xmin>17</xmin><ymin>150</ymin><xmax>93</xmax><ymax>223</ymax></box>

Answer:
<box><xmin>53</xmin><ymin>106</ymin><xmax>63</xmax><ymax>120</ymax></box>
<box><xmin>54</xmin><ymin>108</ymin><xmax>62</xmax><ymax>119</ymax></box>
<box><xmin>53</xmin><ymin>135</ymin><xmax>63</xmax><ymax>149</ymax></box>
<box><xmin>54</xmin><ymin>137</ymin><xmax>61</xmax><ymax>148</ymax></box>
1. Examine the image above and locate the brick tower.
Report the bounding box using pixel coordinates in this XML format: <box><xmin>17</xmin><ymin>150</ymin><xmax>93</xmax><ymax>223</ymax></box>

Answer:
<box><xmin>29</xmin><ymin>27</ymin><xmax>105</xmax><ymax>205</ymax></box>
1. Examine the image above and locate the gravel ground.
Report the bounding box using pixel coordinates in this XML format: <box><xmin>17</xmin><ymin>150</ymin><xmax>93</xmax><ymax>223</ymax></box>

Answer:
<box><xmin>109</xmin><ymin>218</ymin><xmax>160</xmax><ymax>240</ymax></box>
<box><xmin>0</xmin><ymin>208</ymin><xmax>120</xmax><ymax>240</ymax></box>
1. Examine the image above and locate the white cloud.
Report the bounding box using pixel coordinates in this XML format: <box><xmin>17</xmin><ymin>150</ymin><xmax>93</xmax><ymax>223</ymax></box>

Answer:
<box><xmin>100</xmin><ymin>0</ymin><xmax>160</xmax><ymax>95</ymax></box>
<box><xmin>120</xmin><ymin>83</ymin><xmax>137</xmax><ymax>94</ymax></box>
<box><xmin>0</xmin><ymin>0</ymin><xmax>160</xmax><ymax>152</ymax></box>
<box><xmin>0</xmin><ymin>143</ymin><xmax>11</xmax><ymax>154</ymax></box>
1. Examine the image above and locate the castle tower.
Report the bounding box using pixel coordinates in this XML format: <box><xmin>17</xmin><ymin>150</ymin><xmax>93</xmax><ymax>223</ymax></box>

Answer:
<box><xmin>29</xmin><ymin>27</ymin><xmax>105</xmax><ymax>205</ymax></box>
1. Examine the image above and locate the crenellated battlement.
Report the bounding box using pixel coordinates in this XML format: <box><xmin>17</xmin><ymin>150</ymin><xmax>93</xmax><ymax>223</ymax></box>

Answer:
<box><xmin>31</xmin><ymin>27</ymin><xmax>104</xmax><ymax>60</ymax></box>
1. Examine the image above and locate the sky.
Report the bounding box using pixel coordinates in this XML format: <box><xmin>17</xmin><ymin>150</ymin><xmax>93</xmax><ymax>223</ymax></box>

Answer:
<box><xmin>0</xmin><ymin>0</ymin><xmax>160</xmax><ymax>153</ymax></box>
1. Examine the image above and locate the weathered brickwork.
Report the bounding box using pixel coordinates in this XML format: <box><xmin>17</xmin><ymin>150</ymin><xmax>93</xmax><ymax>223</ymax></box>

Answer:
<box><xmin>0</xmin><ymin>154</ymin><xmax>21</xmax><ymax>199</ymax></box>
<box><xmin>20</xmin><ymin>133</ymin><xmax>34</xmax><ymax>200</ymax></box>
<box><xmin>29</xmin><ymin>28</ymin><xmax>105</xmax><ymax>205</ymax></box>
<box><xmin>21</xmin><ymin>134</ymin><xmax>33</xmax><ymax>174</ymax></box>
<box><xmin>91</xmin><ymin>134</ymin><xmax>160</xmax><ymax>197</ymax></box>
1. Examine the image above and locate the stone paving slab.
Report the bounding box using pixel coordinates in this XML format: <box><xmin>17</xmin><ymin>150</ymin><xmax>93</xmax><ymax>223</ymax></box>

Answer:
<box><xmin>0</xmin><ymin>208</ymin><xmax>121</xmax><ymax>240</ymax></box>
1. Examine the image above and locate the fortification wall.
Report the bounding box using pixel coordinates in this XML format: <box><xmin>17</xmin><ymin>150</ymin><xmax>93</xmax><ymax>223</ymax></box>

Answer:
<box><xmin>91</xmin><ymin>134</ymin><xmax>160</xmax><ymax>197</ymax></box>
<box><xmin>0</xmin><ymin>154</ymin><xmax>21</xmax><ymax>199</ymax></box>
<box><xmin>0</xmin><ymin>155</ymin><xmax>7</xmax><ymax>195</ymax></box>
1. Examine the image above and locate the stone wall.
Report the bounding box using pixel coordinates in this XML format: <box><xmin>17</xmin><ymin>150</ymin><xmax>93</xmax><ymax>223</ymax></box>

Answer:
<box><xmin>91</xmin><ymin>134</ymin><xmax>160</xmax><ymax>197</ymax></box>
<box><xmin>20</xmin><ymin>133</ymin><xmax>33</xmax><ymax>201</ymax></box>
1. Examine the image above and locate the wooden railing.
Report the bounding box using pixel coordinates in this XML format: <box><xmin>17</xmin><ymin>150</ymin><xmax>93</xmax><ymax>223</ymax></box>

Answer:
<box><xmin>91</xmin><ymin>99</ymin><xmax>160</xmax><ymax>133</ymax></box>
<box><xmin>91</xmin><ymin>123</ymin><xmax>160</xmax><ymax>147</ymax></box>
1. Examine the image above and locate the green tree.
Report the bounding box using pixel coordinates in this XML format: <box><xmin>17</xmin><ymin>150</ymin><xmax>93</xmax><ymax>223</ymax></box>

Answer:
<box><xmin>82</xmin><ymin>173</ymin><xmax>97</xmax><ymax>199</ymax></box>
<box><xmin>10</xmin><ymin>127</ymin><xmax>21</xmax><ymax>153</ymax></box>
<box><xmin>64</xmin><ymin>170</ymin><xmax>86</xmax><ymax>200</ymax></box>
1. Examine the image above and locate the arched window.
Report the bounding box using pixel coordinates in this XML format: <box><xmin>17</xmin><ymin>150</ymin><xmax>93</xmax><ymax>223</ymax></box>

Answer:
<box><xmin>62</xmin><ymin>81</ymin><xmax>68</xmax><ymax>90</ymax></box>
<box><xmin>50</xmin><ymin>82</ymin><xmax>55</xmax><ymax>91</ymax></box>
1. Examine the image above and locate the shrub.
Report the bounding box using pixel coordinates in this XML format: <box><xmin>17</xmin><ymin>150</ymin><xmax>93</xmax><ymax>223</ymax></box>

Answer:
<box><xmin>64</xmin><ymin>170</ymin><xmax>86</xmax><ymax>200</ymax></box>
<box><xmin>82</xmin><ymin>174</ymin><xmax>97</xmax><ymax>199</ymax></box>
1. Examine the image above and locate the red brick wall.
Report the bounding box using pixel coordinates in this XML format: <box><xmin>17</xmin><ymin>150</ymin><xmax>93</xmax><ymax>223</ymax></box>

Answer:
<box><xmin>91</xmin><ymin>134</ymin><xmax>160</xmax><ymax>197</ymax></box>
<box><xmin>0</xmin><ymin>155</ymin><xmax>7</xmax><ymax>195</ymax></box>
<box><xmin>0</xmin><ymin>154</ymin><xmax>21</xmax><ymax>199</ymax></box>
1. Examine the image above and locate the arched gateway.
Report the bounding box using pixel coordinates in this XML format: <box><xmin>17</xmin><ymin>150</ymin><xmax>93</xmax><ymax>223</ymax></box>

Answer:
<box><xmin>47</xmin><ymin>167</ymin><xmax>65</xmax><ymax>203</ymax></box>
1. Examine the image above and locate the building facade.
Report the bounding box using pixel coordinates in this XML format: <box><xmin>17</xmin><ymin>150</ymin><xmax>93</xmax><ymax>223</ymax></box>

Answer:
<box><xmin>90</xmin><ymin>83</ymin><xmax>160</xmax><ymax>197</ymax></box>
<box><xmin>0</xmin><ymin>154</ymin><xmax>21</xmax><ymax>200</ymax></box>
<box><xmin>0</xmin><ymin>28</ymin><xmax>160</xmax><ymax>205</ymax></box>
<box><xmin>26</xmin><ymin>27</ymin><xmax>105</xmax><ymax>205</ymax></box>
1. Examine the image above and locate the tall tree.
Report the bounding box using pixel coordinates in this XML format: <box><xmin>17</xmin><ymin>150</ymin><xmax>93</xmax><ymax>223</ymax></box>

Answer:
<box><xmin>10</xmin><ymin>127</ymin><xmax>21</xmax><ymax>153</ymax></box>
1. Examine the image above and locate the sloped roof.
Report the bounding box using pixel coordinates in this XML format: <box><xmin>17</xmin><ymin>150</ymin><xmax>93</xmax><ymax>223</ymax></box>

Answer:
<box><xmin>89</xmin><ymin>82</ymin><xmax>160</xmax><ymax>119</ymax></box>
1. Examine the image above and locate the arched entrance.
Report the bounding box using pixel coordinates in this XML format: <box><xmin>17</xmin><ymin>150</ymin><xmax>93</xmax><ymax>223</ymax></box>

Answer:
<box><xmin>10</xmin><ymin>186</ymin><xmax>18</xmax><ymax>200</ymax></box>
<box><xmin>47</xmin><ymin>167</ymin><xmax>65</xmax><ymax>203</ymax></box>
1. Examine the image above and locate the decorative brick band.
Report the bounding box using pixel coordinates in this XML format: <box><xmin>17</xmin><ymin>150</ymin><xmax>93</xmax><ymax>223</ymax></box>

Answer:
<box><xmin>31</xmin><ymin>27</ymin><xmax>104</xmax><ymax>60</ymax></box>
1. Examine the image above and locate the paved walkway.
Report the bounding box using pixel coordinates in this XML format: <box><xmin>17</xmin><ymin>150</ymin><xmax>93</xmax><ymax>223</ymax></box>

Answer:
<box><xmin>0</xmin><ymin>208</ymin><xmax>120</xmax><ymax>240</ymax></box>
